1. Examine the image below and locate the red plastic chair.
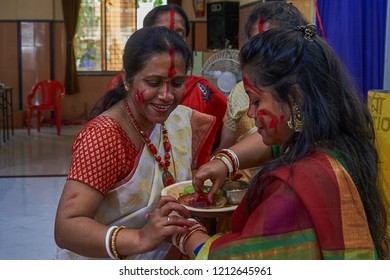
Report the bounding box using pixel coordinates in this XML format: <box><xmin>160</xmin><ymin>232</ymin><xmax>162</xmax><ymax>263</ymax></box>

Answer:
<box><xmin>27</xmin><ymin>80</ymin><xmax>65</xmax><ymax>135</ymax></box>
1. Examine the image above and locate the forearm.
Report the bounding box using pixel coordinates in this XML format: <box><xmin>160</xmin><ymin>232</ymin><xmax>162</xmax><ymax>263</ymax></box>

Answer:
<box><xmin>228</xmin><ymin>132</ymin><xmax>272</xmax><ymax>169</ymax></box>
<box><xmin>55</xmin><ymin>217</ymin><xmax>144</xmax><ymax>258</ymax></box>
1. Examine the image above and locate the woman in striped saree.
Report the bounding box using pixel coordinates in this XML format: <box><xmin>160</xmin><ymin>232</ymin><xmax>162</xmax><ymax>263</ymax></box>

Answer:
<box><xmin>176</xmin><ymin>24</ymin><xmax>389</xmax><ymax>260</ymax></box>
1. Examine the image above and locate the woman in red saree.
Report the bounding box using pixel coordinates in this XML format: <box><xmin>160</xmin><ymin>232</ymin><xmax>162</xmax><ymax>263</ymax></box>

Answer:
<box><xmin>175</xmin><ymin>24</ymin><xmax>389</xmax><ymax>260</ymax></box>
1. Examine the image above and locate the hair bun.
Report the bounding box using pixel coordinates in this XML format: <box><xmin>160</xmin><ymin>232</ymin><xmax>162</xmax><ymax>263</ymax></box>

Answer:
<box><xmin>299</xmin><ymin>24</ymin><xmax>317</xmax><ymax>41</ymax></box>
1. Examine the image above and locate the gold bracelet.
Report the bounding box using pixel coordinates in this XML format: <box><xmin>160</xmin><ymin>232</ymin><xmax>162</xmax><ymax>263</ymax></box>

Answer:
<box><xmin>182</xmin><ymin>226</ymin><xmax>208</xmax><ymax>251</ymax></box>
<box><xmin>110</xmin><ymin>226</ymin><xmax>127</xmax><ymax>260</ymax></box>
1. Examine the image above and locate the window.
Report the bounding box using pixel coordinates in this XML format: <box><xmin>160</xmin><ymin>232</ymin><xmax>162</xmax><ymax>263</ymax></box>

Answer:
<box><xmin>75</xmin><ymin>0</ymin><xmax>167</xmax><ymax>72</ymax></box>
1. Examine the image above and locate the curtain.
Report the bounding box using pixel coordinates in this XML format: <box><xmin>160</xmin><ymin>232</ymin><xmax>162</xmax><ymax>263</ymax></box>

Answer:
<box><xmin>314</xmin><ymin>0</ymin><xmax>388</xmax><ymax>102</ymax></box>
<box><xmin>62</xmin><ymin>0</ymin><xmax>81</xmax><ymax>94</ymax></box>
<box><xmin>384</xmin><ymin>2</ymin><xmax>390</xmax><ymax>89</ymax></box>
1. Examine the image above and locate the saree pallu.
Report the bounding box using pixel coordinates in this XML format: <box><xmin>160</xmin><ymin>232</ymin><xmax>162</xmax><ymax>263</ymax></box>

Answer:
<box><xmin>197</xmin><ymin>151</ymin><xmax>376</xmax><ymax>260</ymax></box>
<box><xmin>56</xmin><ymin>106</ymin><xmax>214</xmax><ymax>260</ymax></box>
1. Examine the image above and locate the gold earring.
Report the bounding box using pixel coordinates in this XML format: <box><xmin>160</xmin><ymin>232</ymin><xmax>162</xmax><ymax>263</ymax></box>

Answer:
<box><xmin>123</xmin><ymin>81</ymin><xmax>129</xmax><ymax>92</ymax></box>
<box><xmin>287</xmin><ymin>103</ymin><xmax>304</xmax><ymax>132</ymax></box>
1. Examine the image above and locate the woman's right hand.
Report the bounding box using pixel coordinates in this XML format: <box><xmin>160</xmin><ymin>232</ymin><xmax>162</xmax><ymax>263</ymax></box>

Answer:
<box><xmin>192</xmin><ymin>159</ymin><xmax>228</xmax><ymax>202</ymax></box>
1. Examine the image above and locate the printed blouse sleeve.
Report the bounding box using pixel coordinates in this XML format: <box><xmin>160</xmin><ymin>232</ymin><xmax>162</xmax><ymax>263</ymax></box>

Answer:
<box><xmin>67</xmin><ymin>124</ymin><xmax>129</xmax><ymax>194</ymax></box>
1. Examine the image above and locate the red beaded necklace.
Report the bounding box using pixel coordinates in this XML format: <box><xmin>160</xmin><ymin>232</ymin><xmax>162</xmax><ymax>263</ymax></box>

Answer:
<box><xmin>123</xmin><ymin>99</ymin><xmax>175</xmax><ymax>187</ymax></box>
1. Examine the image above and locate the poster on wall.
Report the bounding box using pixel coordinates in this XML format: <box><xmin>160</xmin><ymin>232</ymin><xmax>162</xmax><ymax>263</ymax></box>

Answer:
<box><xmin>368</xmin><ymin>89</ymin><xmax>390</xmax><ymax>234</ymax></box>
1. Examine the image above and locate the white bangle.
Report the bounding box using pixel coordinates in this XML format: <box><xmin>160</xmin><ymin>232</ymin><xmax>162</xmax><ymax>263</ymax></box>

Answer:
<box><xmin>219</xmin><ymin>155</ymin><xmax>234</xmax><ymax>173</ymax></box>
<box><xmin>105</xmin><ymin>226</ymin><xmax>118</xmax><ymax>259</ymax></box>
<box><xmin>221</xmin><ymin>149</ymin><xmax>240</xmax><ymax>170</ymax></box>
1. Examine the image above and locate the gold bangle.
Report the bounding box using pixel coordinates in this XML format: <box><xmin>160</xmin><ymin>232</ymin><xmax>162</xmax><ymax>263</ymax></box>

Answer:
<box><xmin>182</xmin><ymin>226</ymin><xmax>208</xmax><ymax>250</ymax></box>
<box><xmin>110</xmin><ymin>226</ymin><xmax>127</xmax><ymax>260</ymax></box>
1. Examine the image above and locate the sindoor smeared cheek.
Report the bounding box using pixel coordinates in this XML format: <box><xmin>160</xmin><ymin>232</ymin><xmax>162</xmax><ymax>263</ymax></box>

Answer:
<box><xmin>134</xmin><ymin>89</ymin><xmax>145</xmax><ymax>105</ymax></box>
<box><xmin>257</xmin><ymin>109</ymin><xmax>282</xmax><ymax>130</ymax></box>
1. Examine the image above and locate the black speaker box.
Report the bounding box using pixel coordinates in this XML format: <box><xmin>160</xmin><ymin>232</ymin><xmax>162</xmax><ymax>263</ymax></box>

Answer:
<box><xmin>207</xmin><ymin>1</ymin><xmax>239</xmax><ymax>50</ymax></box>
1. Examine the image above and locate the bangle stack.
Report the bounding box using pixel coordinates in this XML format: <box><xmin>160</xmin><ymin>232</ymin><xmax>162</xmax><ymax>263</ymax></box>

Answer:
<box><xmin>210</xmin><ymin>149</ymin><xmax>240</xmax><ymax>180</ymax></box>
<box><xmin>105</xmin><ymin>225</ymin><xmax>127</xmax><ymax>260</ymax></box>
<box><xmin>172</xmin><ymin>221</ymin><xmax>208</xmax><ymax>255</ymax></box>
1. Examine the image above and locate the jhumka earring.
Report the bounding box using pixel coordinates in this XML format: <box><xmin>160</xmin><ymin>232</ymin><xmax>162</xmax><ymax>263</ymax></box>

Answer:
<box><xmin>287</xmin><ymin>103</ymin><xmax>304</xmax><ymax>132</ymax></box>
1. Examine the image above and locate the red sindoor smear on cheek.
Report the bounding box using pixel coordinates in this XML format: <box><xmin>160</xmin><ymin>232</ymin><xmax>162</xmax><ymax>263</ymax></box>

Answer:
<box><xmin>243</xmin><ymin>78</ymin><xmax>285</xmax><ymax>130</ymax></box>
<box><xmin>257</xmin><ymin>109</ymin><xmax>284</xmax><ymax>129</ymax></box>
<box><xmin>134</xmin><ymin>89</ymin><xmax>145</xmax><ymax>105</ymax></box>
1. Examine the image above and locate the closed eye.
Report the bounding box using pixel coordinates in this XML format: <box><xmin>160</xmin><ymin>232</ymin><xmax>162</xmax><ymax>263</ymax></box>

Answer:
<box><xmin>171</xmin><ymin>77</ymin><xmax>186</xmax><ymax>89</ymax></box>
<box><xmin>145</xmin><ymin>79</ymin><xmax>162</xmax><ymax>87</ymax></box>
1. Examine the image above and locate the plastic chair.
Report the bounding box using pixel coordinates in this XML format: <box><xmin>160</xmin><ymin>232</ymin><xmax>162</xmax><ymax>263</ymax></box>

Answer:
<box><xmin>27</xmin><ymin>80</ymin><xmax>65</xmax><ymax>135</ymax></box>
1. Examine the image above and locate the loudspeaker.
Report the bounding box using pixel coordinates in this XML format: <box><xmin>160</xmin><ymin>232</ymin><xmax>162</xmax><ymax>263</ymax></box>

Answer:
<box><xmin>207</xmin><ymin>1</ymin><xmax>239</xmax><ymax>50</ymax></box>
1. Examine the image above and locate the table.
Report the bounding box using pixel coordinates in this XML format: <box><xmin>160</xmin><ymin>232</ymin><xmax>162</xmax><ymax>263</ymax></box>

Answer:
<box><xmin>0</xmin><ymin>86</ymin><xmax>14</xmax><ymax>143</ymax></box>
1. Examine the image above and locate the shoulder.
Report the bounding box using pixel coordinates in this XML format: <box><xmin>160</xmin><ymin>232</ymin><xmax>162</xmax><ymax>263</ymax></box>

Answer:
<box><xmin>267</xmin><ymin>151</ymin><xmax>339</xmax><ymax>189</ymax></box>
<box><xmin>274</xmin><ymin>151</ymin><xmax>331</xmax><ymax>174</ymax></box>
<box><xmin>74</xmin><ymin>116</ymin><xmax>128</xmax><ymax>148</ymax></box>
<box><xmin>80</xmin><ymin>116</ymin><xmax>124</xmax><ymax>134</ymax></box>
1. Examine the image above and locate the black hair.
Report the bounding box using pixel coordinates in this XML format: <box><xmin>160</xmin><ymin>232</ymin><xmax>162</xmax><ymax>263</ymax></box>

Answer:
<box><xmin>89</xmin><ymin>26</ymin><xmax>191</xmax><ymax>119</ymax></box>
<box><xmin>241</xmin><ymin>26</ymin><xmax>388</xmax><ymax>259</ymax></box>
<box><xmin>243</xmin><ymin>1</ymin><xmax>308</xmax><ymax>39</ymax></box>
<box><xmin>143</xmin><ymin>4</ymin><xmax>190</xmax><ymax>38</ymax></box>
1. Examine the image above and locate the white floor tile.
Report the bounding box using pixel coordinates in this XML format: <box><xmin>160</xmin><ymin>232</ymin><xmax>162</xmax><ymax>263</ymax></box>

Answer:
<box><xmin>0</xmin><ymin>125</ymin><xmax>75</xmax><ymax>259</ymax></box>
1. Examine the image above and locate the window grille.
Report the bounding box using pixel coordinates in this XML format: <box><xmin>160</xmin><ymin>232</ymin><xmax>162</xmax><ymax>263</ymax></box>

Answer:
<box><xmin>75</xmin><ymin>0</ymin><xmax>166</xmax><ymax>72</ymax></box>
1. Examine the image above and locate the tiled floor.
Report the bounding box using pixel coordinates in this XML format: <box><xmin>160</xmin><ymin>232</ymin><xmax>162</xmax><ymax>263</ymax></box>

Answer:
<box><xmin>0</xmin><ymin>125</ymin><xmax>82</xmax><ymax>259</ymax></box>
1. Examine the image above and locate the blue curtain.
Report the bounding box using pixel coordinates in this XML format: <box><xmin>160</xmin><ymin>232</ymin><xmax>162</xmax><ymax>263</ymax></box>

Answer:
<box><xmin>384</xmin><ymin>2</ymin><xmax>390</xmax><ymax>89</ymax></box>
<box><xmin>315</xmin><ymin>0</ymin><xmax>388</xmax><ymax>101</ymax></box>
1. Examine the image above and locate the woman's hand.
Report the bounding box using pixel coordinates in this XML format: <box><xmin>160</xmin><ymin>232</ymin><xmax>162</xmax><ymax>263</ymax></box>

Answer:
<box><xmin>192</xmin><ymin>159</ymin><xmax>228</xmax><ymax>202</ymax></box>
<box><xmin>137</xmin><ymin>196</ymin><xmax>196</xmax><ymax>252</ymax></box>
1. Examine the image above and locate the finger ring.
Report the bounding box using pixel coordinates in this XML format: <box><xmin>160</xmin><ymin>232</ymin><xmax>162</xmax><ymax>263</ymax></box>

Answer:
<box><xmin>167</xmin><ymin>216</ymin><xmax>171</xmax><ymax>224</ymax></box>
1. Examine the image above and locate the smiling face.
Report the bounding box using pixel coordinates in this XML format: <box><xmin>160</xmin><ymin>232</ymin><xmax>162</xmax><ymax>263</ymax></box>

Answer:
<box><xmin>126</xmin><ymin>51</ymin><xmax>187</xmax><ymax>129</ymax></box>
<box><xmin>243</xmin><ymin>75</ymin><xmax>293</xmax><ymax>146</ymax></box>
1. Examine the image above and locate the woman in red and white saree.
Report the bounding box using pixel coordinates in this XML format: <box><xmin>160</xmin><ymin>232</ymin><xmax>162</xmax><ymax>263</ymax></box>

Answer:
<box><xmin>54</xmin><ymin>27</ymin><xmax>214</xmax><ymax>260</ymax></box>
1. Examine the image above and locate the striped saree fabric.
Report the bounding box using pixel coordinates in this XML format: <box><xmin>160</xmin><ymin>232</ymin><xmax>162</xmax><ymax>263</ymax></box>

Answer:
<box><xmin>196</xmin><ymin>151</ymin><xmax>376</xmax><ymax>260</ymax></box>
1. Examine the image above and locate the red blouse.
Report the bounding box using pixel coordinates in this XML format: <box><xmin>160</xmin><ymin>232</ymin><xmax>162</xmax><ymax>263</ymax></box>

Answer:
<box><xmin>67</xmin><ymin>116</ymin><xmax>138</xmax><ymax>194</ymax></box>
